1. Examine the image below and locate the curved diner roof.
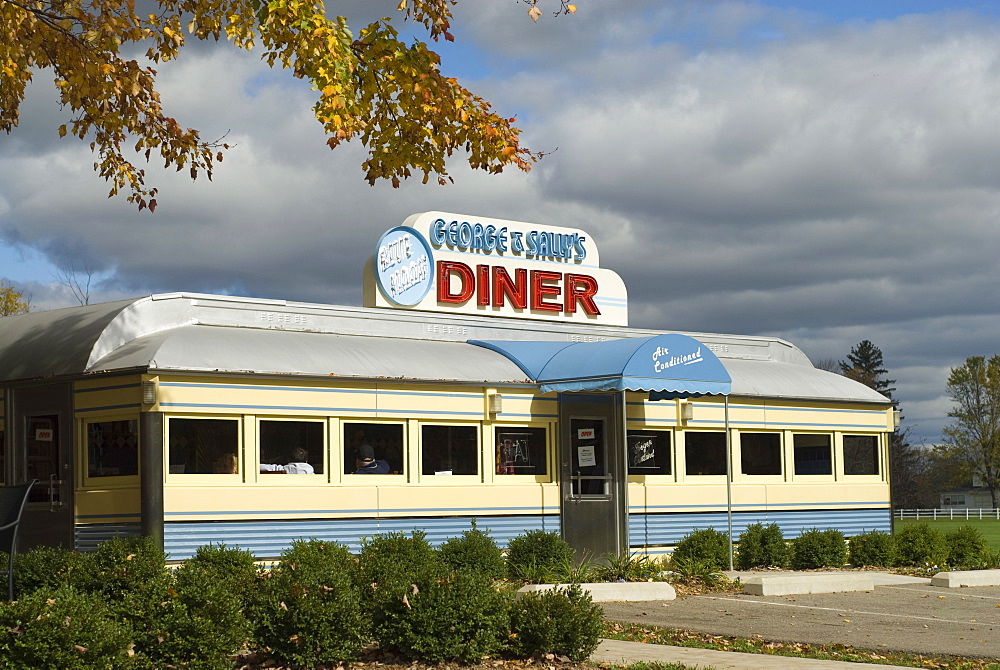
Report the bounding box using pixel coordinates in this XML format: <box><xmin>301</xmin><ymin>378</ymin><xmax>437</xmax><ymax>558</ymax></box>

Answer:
<box><xmin>0</xmin><ymin>293</ymin><xmax>890</xmax><ymax>404</ymax></box>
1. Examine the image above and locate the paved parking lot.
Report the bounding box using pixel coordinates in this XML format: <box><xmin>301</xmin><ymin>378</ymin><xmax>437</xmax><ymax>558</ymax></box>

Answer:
<box><xmin>601</xmin><ymin>582</ymin><xmax>1000</xmax><ymax>659</ymax></box>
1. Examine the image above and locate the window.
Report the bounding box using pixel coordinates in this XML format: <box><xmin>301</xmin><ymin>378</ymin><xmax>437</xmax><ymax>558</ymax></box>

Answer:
<box><xmin>168</xmin><ymin>418</ymin><xmax>238</xmax><ymax>474</ymax></box>
<box><xmin>685</xmin><ymin>432</ymin><xmax>727</xmax><ymax>475</ymax></box>
<box><xmin>422</xmin><ymin>425</ymin><xmax>478</xmax><ymax>475</ymax></box>
<box><xmin>943</xmin><ymin>494</ymin><xmax>966</xmax><ymax>506</ymax></box>
<box><xmin>793</xmin><ymin>434</ymin><xmax>832</xmax><ymax>475</ymax></box>
<box><xmin>259</xmin><ymin>420</ymin><xmax>323</xmax><ymax>475</ymax></box>
<box><xmin>843</xmin><ymin>435</ymin><xmax>879</xmax><ymax>475</ymax></box>
<box><xmin>87</xmin><ymin>419</ymin><xmax>139</xmax><ymax>477</ymax></box>
<box><xmin>740</xmin><ymin>432</ymin><xmax>781</xmax><ymax>475</ymax></box>
<box><xmin>496</xmin><ymin>428</ymin><xmax>547</xmax><ymax>475</ymax></box>
<box><xmin>626</xmin><ymin>430</ymin><xmax>671</xmax><ymax>475</ymax></box>
<box><xmin>344</xmin><ymin>422</ymin><xmax>404</xmax><ymax>474</ymax></box>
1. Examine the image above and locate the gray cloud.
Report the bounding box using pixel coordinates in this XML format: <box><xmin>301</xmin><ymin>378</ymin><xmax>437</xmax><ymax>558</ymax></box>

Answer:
<box><xmin>3</xmin><ymin>4</ymin><xmax>1000</xmax><ymax>446</ymax></box>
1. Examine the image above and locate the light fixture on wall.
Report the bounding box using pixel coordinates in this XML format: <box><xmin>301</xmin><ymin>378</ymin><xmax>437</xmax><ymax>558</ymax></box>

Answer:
<box><xmin>681</xmin><ymin>401</ymin><xmax>694</xmax><ymax>424</ymax></box>
<box><xmin>488</xmin><ymin>393</ymin><xmax>503</xmax><ymax>415</ymax></box>
<box><xmin>892</xmin><ymin>407</ymin><xmax>901</xmax><ymax>428</ymax></box>
<box><xmin>142</xmin><ymin>380</ymin><xmax>157</xmax><ymax>405</ymax></box>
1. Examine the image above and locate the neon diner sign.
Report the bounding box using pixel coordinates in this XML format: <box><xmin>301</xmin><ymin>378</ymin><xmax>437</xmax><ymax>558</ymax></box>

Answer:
<box><xmin>365</xmin><ymin>211</ymin><xmax>628</xmax><ymax>326</ymax></box>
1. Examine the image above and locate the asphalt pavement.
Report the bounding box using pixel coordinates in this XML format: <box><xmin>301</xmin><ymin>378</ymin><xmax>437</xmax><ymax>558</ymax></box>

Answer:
<box><xmin>599</xmin><ymin>578</ymin><xmax>1000</xmax><ymax>660</ymax></box>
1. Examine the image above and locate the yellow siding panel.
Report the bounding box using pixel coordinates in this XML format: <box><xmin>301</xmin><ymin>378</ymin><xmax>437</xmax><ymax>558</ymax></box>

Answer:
<box><xmin>76</xmin><ymin>487</ymin><xmax>141</xmax><ymax>520</ymax></box>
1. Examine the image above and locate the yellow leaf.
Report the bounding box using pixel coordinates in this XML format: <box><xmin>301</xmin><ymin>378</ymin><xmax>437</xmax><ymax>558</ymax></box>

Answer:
<box><xmin>528</xmin><ymin>6</ymin><xmax>542</xmax><ymax>22</ymax></box>
<box><xmin>567</xmin><ymin>4</ymin><xmax>577</xmax><ymax>13</ymax></box>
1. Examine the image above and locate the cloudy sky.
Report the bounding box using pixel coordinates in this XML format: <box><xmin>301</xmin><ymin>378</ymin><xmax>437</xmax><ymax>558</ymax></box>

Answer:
<box><xmin>3</xmin><ymin>0</ymin><xmax>1000</xmax><ymax>445</ymax></box>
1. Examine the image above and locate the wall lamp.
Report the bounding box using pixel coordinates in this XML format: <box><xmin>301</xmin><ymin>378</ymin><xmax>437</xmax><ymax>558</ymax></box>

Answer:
<box><xmin>488</xmin><ymin>393</ymin><xmax>503</xmax><ymax>415</ymax></box>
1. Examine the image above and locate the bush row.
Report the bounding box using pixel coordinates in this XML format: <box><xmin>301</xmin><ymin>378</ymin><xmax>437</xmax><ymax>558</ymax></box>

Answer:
<box><xmin>1</xmin><ymin>527</ymin><xmax>603</xmax><ymax>670</ymax></box>
<box><xmin>672</xmin><ymin>522</ymin><xmax>1000</xmax><ymax>571</ymax></box>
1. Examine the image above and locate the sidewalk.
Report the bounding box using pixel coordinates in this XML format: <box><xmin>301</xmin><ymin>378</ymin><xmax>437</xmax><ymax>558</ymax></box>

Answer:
<box><xmin>593</xmin><ymin>639</ymin><xmax>915</xmax><ymax>669</ymax></box>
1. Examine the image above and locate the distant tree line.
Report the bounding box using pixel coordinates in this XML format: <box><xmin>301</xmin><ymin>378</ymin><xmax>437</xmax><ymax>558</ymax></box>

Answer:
<box><xmin>824</xmin><ymin>340</ymin><xmax>1000</xmax><ymax>509</ymax></box>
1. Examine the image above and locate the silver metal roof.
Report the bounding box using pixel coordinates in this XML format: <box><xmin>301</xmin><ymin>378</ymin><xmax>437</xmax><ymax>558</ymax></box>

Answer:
<box><xmin>0</xmin><ymin>293</ymin><xmax>891</xmax><ymax>403</ymax></box>
<box><xmin>91</xmin><ymin>325</ymin><xmax>533</xmax><ymax>385</ymax></box>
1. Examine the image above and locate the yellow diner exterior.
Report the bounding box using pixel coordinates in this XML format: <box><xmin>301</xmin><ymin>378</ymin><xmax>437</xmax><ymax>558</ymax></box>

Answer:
<box><xmin>0</xmin><ymin>292</ymin><xmax>892</xmax><ymax>560</ymax></box>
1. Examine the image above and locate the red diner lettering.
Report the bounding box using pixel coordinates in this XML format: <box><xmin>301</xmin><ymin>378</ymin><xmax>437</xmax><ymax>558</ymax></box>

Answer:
<box><xmin>492</xmin><ymin>267</ymin><xmax>528</xmax><ymax>309</ymax></box>
<box><xmin>530</xmin><ymin>270</ymin><xmax>562</xmax><ymax>311</ymax></box>
<box><xmin>437</xmin><ymin>261</ymin><xmax>475</xmax><ymax>303</ymax></box>
<box><xmin>476</xmin><ymin>264</ymin><xmax>491</xmax><ymax>306</ymax></box>
<box><xmin>564</xmin><ymin>273</ymin><xmax>601</xmax><ymax>315</ymax></box>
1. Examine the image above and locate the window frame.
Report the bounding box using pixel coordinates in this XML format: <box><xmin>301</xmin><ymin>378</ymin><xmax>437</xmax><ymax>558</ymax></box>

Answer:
<box><xmin>419</xmin><ymin>421</ymin><xmax>482</xmax><ymax>483</ymax></box>
<box><xmin>626</xmin><ymin>429</ymin><xmax>673</xmax><ymax>479</ymax></box>
<box><xmin>739</xmin><ymin>431</ymin><xmax>783</xmax><ymax>477</ymax></box>
<box><xmin>792</xmin><ymin>433</ymin><xmax>834</xmax><ymax>477</ymax></box>
<box><xmin>255</xmin><ymin>416</ymin><xmax>327</xmax><ymax>483</ymax></box>
<box><xmin>842</xmin><ymin>433</ymin><xmax>880</xmax><ymax>477</ymax></box>
<box><xmin>682</xmin><ymin>430</ymin><xmax>729</xmax><ymax>477</ymax></box>
<box><xmin>82</xmin><ymin>414</ymin><xmax>142</xmax><ymax>488</ymax></box>
<box><xmin>492</xmin><ymin>423</ymin><xmax>551</xmax><ymax>482</ymax></box>
<box><xmin>165</xmin><ymin>414</ymin><xmax>242</xmax><ymax>482</ymax></box>
<box><xmin>342</xmin><ymin>419</ymin><xmax>407</xmax><ymax>481</ymax></box>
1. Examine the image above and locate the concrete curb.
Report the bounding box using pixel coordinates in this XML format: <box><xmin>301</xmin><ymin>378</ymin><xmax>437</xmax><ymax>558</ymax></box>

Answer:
<box><xmin>742</xmin><ymin>573</ymin><xmax>875</xmax><ymax>596</ymax></box>
<box><xmin>593</xmin><ymin>639</ymin><xmax>916</xmax><ymax>669</ymax></box>
<box><xmin>931</xmin><ymin>569</ymin><xmax>1000</xmax><ymax>588</ymax></box>
<box><xmin>517</xmin><ymin>582</ymin><xmax>676</xmax><ymax>601</ymax></box>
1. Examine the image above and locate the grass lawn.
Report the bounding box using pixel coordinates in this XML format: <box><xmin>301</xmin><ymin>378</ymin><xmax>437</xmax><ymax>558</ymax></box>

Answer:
<box><xmin>894</xmin><ymin>516</ymin><xmax>1000</xmax><ymax>551</ymax></box>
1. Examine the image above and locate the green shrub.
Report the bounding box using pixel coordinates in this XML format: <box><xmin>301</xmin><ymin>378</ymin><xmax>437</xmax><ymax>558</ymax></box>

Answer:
<box><xmin>790</xmin><ymin>529</ymin><xmax>847</xmax><ymax>570</ymax></box>
<box><xmin>377</xmin><ymin>569</ymin><xmax>510</xmax><ymax>662</ymax></box>
<box><xmin>76</xmin><ymin>536</ymin><xmax>170</xmax><ymax>601</ymax></box>
<box><xmin>665</xmin><ymin>555</ymin><xmax>728</xmax><ymax>588</ymax></box>
<box><xmin>182</xmin><ymin>543</ymin><xmax>260</xmax><ymax>609</ymax></box>
<box><xmin>0</xmin><ymin>584</ymin><xmax>136</xmax><ymax>670</ymax></box>
<box><xmin>128</xmin><ymin>554</ymin><xmax>251</xmax><ymax>670</ymax></box>
<box><xmin>509</xmin><ymin>584</ymin><xmax>603</xmax><ymax>661</ymax></box>
<box><xmin>506</xmin><ymin>530</ymin><xmax>575</xmax><ymax>583</ymax></box>
<box><xmin>254</xmin><ymin>539</ymin><xmax>367</xmax><ymax>667</ymax></box>
<box><xmin>848</xmin><ymin>530</ymin><xmax>895</xmax><ymax>567</ymax></box>
<box><xmin>438</xmin><ymin>522</ymin><xmax>506</xmax><ymax>580</ymax></box>
<box><xmin>735</xmin><ymin>523</ymin><xmax>788</xmax><ymax>570</ymax></box>
<box><xmin>594</xmin><ymin>551</ymin><xmax>662</xmax><ymax>582</ymax></box>
<box><xmin>946</xmin><ymin>525</ymin><xmax>990</xmax><ymax>568</ymax></box>
<box><xmin>672</xmin><ymin>528</ymin><xmax>730</xmax><ymax>571</ymax></box>
<box><xmin>12</xmin><ymin>545</ymin><xmax>86</xmax><ymax>597</ymax></box>
<box><xmin>358</xmin><ymin>531</ymin><xmax>446</xmax><ymax>615</ymax></box>
<box><xmin>894</xmin><ymin>523</ymin><xmax>948</xmax><ymax>567</ymax></box>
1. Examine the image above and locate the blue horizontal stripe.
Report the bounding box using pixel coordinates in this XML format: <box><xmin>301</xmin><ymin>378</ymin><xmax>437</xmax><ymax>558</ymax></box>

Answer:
<box><xmin>76</xmin><ymin>403</ymin><xmax>142</xmax><ymax>413</ymax></box>
<box><xmin>75</xmin><ymin>383</ymin><xmax>141</xmax><ymax>394</ymax></box>
<box><xmin>160</xmin><ymin>382</ymin><xmax>372</xmax><ymax>393</ymax></box>
<box><xmin>632</xmin><ymin>501</ymin><xmax>889</xmax><ymax>511</ymax></box>
<box><xmin>159</xmin><ymin>402</ymin><xmax>367</xmax><ymax>412</ymax></box>
<box><xmin>75</xmin><ymin>513</ymin><xmax>142</xmax><ymax>520</ymax></box>
<box><xmin>165</xmin><ymin>505</ymin><xmax>561</xmax><ymax>517</ymax></box>
<box><xmin>629</xmin><ymin>508</ymin><xmax>891</xmax><ymax>548</ymax></box>
<box><xmin>162</xmin><ymin>514</ymin><xmax>560</xmax><ymax>560</ymax></box>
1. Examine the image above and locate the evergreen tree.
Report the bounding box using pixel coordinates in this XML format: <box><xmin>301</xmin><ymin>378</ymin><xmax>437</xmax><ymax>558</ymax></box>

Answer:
<box><xmin>840</xmin><ymin>340</ymin><xmax>896</xmax><ymax>399</ymax></box>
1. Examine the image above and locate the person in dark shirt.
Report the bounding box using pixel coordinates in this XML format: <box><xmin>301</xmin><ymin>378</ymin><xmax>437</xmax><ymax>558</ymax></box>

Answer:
<box><xmin>354</xmin><ymin>444</ymin><xmax>390</xmax><ymax>474</ymax></box>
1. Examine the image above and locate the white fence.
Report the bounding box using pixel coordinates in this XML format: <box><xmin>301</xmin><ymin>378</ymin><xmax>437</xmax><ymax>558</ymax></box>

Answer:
<box><xmin>895</xmin><ymin>508</ymin><xmax>1000</xmax><ymax>520</ymax></box>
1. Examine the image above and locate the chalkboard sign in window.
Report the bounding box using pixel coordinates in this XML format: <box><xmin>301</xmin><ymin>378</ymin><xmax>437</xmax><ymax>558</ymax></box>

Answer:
<box><xmin>626</xmin><ymin>430</ymin><xmax>671</xmax><ymax>475</ymax></box>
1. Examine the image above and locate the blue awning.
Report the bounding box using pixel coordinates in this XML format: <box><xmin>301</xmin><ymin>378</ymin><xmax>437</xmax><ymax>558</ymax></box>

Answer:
<box><xmin>469</xmin><ymin>333</ymin><xmax>731</xmax><ymax>396</ymax></box>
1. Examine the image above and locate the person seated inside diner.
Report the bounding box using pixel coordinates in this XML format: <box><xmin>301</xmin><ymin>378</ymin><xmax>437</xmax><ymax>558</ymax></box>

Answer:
<box><xmin>354</xmin><ymin>444</ymin><xmax>390</xmax><ymax>474</ymax></box>
<box><xmin>213</xmin><ymin>453</ymin><xmax>238</xmax><ymax>474</ymax></box>
<box><xmin>260</xmin><ymin>447</ymin><xmax>315</xmax><ymax>474</ymax></box>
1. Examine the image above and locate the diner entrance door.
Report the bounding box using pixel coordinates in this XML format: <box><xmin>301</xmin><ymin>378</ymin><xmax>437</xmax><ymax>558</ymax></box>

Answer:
<box><xmin>558</xmin><ymin>393</ymin><xmax>627</xmax><ymax>563</ymax></box>
<box><xmin>9</xmin><ymin>384</ymin><xmax>75</xmax><ymax>550</ymax></box>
